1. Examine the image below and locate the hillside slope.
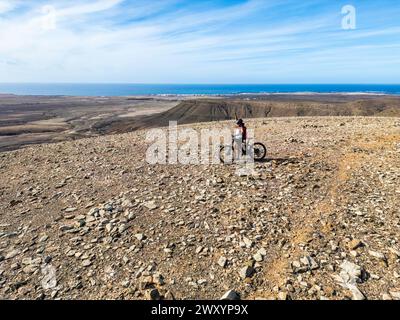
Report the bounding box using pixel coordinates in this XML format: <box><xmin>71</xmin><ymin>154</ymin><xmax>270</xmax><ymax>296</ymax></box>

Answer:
<box><xmin>1</xmin><ymin>117</ymin><xmax>399</xmax><ymax>300</ymax></box>
<box><xmin>102</xmin><ymin>97</ymin><xmax>400</xmax><ymax>133</ymax></box>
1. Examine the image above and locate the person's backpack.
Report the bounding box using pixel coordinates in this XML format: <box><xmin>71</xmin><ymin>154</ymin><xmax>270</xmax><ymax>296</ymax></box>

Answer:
<box><xmin>242</xmin><ymin>126</ymin><xmax>247</xmax><ymax>141</ymax></box>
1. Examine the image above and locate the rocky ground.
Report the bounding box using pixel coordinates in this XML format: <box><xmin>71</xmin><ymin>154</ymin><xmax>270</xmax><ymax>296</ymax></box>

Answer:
<box><xmin>0</xmin><ymin>116</ymin><xmax>399</xmax><ymax>300</ymax></box>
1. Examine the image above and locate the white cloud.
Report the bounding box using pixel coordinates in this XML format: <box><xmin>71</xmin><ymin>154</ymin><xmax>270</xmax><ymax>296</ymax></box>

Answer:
<box><xmin>0</xmin><ymin>0</ymin><xmax>16</xmax><ymax>14</ymax></box>
<box><xmin>56</xmin><ymin>0</ymin><xmax>125</xmax><ymax>17</ymax></box>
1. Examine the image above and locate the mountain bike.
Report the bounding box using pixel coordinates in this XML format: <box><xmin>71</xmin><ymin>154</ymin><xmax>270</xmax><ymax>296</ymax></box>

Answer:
<box><xmin>219</xmin><ymin>138</ymin><xmax>267</xmax><ymax>164</ymax></box>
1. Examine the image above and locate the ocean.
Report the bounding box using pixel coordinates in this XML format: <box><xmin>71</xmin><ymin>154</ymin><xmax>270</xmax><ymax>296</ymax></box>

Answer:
<box><xmin>0</xmin><ymin>83</ymin><xmax>400</xmax><ymax>96</ymax></box>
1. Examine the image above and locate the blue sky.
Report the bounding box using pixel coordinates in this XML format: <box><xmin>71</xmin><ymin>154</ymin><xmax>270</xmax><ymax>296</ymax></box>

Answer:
<box><xmin>0</xmin><ymin>0</ymin><xmax>400</xmax><ymax>83</ymax></box>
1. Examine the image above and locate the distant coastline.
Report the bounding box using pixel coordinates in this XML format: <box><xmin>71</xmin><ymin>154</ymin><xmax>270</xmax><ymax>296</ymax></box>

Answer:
<box><xmin>1</xmin><ymin>83</ymin><xmax>400</xmax><ymax>97</ymax></box>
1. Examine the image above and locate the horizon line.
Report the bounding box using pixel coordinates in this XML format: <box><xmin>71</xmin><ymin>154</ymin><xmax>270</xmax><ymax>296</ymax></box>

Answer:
<box><xmin>1</xmin><ymin>82</ymin><xmax>400</xmax><ymax>85</ymax></box>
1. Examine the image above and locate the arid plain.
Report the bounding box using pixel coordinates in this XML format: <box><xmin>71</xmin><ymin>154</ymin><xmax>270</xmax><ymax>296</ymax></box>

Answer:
<box><xmin>0</xmin><ymin>94</ymin><xmax>399</xmax><ymax>300</ymax></box>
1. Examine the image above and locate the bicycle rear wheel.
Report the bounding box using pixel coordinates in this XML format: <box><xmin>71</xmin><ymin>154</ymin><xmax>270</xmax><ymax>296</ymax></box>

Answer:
<box><xmin>253</xmin><ymin>142</ymin><xmax>267</xmax><ymax>161</ymax></box>
<box><xmin>219</xmin><ymin>145</ymin><xmax>234</xmax><ymax>164</ymax></box>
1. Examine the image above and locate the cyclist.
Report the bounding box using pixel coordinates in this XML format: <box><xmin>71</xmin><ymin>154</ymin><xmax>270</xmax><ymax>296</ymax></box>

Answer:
<box><xmin>234</xmin><ymin>119</ymin><xmax>247</xmax><ymax>142</ymax></box>
<box><xmin>233</xmin><ymin>119</ymin><xmax>247</xmax><ymax>161</ymax></box>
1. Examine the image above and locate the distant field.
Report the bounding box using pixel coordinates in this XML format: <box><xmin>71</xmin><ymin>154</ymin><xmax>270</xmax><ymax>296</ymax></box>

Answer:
<box><xmin>1</xmin><ymin>94</ymin><xmax>399</xmax><ymax>152</ymax></box>
<box><xmin>0</xmin><ymin>95</ymin><xmax>179</xmax><ymax>152</ymax></box>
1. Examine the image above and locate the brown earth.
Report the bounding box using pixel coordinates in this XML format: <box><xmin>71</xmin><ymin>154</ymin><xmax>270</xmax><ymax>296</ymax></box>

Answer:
<box><xmin>0</xmin><ymin>95</ymin><xmax>179</xmax><ymax>152</ymax></box>
<box><xmin>0</xmin><ymin>116</ymin><xmax>399</xmax><ymax>300</ymax></box>
<box><xmin>1</xmin><ymin>94</ymin><xmax>400</xmax><ymax>152</ymax></box>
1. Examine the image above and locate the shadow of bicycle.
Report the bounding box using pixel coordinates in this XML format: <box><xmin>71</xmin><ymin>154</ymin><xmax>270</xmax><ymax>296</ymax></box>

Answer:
<box><xmin>257</xmin><ymin>157</ymin><xmax>300</xmax><ymax>164</ymax></box>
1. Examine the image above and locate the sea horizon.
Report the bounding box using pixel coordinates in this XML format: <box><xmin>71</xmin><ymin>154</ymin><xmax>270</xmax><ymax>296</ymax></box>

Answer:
<box><xmin>1</xmin><ymin>83</ymin><xmax>400</xmax><ymax>97</ymax></box>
